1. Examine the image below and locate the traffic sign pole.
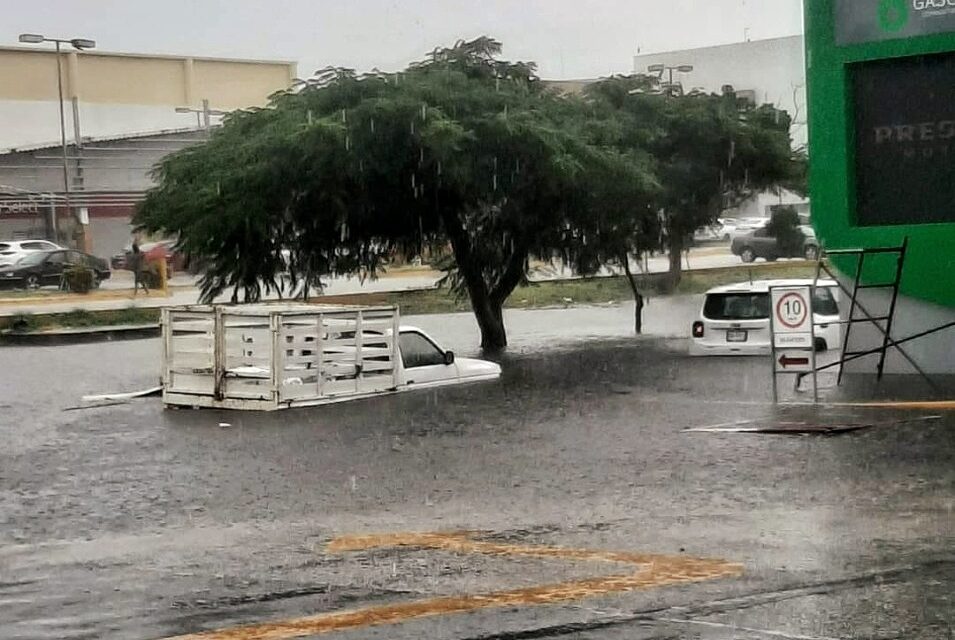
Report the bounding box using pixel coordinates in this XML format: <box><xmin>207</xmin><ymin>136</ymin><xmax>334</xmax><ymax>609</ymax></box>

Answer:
<box><xmin>769</xmin><ymin>286</ymin><xmax>818</xmax><ymax>404</ymax></box>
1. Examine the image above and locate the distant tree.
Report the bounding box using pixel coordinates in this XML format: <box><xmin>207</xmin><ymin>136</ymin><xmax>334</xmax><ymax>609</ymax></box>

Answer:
<box><xmin>644</xmin><ymin>87</ymin><xmax>800</xmax><ymax>289</ymax></box>
<box><xmin>137</xmin><ymin>37</ymin><xmax>647</xmax><ymax>350</ymax></box>
<box><xmin>766</xmin><ymin>205</ymin><xmax>805</xmax><ymax>257</ymax></box>
<box><xmin>568</xmin><ymin>75</ymin><xmax>663</xmax><ymax>333</ymax></box>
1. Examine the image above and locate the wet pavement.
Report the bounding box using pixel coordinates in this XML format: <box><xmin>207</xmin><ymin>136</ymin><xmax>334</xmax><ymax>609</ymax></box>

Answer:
<box><xmin>1</xmin><ymin>304</ymin><xmax>953</xmax><ymax>639</ymax></box>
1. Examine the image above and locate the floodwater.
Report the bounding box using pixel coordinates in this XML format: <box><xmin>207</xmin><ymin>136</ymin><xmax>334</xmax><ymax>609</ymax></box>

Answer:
<box><xmin>1</xmin><ymin>302</ymin><xmax>953</xmax><ymax>639</ymax></box>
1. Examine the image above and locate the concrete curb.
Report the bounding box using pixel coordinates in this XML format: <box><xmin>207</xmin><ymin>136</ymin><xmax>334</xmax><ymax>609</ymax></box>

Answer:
<box><xmin>0</xmin><ymin>323</ymin><xmax>160</xmax><ymax>346</ymax></box>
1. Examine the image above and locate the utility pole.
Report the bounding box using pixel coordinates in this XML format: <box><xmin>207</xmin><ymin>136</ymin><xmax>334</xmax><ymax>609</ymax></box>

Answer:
<box><xmin>18</xmin><ymin>33</ymin><xmax>96</xmax><ymax>248</ymax></box>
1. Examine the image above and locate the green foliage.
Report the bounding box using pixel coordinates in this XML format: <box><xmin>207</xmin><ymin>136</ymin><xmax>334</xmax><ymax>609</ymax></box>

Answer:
<box><xmin>581</xmin><ymin>77</ymin><xmax>803</xmax><ymax>290</ymax></box>
<box><xmin>767</xmin><ymin>205</ymin><xmax>806</xmax><ymax>256</ymax></box>
<box><xmin>136</xmin><ymin>37</ymin><xmax>658</xmax><ymax>348</ymax></box>
<box><xmin>135</xmin><ymin>37</ymin><xmax>801</xmax><ymax>347</ymax></box>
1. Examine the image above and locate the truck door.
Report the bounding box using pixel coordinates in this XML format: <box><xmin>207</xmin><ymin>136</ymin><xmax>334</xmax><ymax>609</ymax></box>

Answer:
<box><xmin>398</xmin><ymin>330</ymin><xmax>457</xmax><ymax>387</ymax></box>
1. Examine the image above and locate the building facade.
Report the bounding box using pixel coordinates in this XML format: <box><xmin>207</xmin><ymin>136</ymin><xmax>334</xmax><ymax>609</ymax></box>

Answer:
<box><xmin>0</xmin><ymin>47</ymin><xmax>296</xmax><ymax>257</ymax></box>
<box><xmin>0</xmin><ymin>46</ymin><xmax>296</xmax><ymax>151</ymax></box>
<box><xmin>633</xmin><ymin>35</ymin><xmax>808</xmax><ymax>148</ymax></box>
<box><xmin>805</xmin><ymin>0</ymin><xmax>955</xmax><ymax>375</ymax></box>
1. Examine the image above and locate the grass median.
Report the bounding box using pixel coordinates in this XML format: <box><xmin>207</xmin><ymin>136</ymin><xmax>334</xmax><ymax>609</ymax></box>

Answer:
<box><xmin>0</xmin><ymin>261</ymin><xmax>816</xmax><ymax>334</ymax></box>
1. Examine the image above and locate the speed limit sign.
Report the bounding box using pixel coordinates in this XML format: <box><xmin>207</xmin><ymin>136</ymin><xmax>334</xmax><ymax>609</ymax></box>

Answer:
<box><xmin>770</xmin><ymin>286</ymin><xmax>813</xmax><ymax>347</ymax></box>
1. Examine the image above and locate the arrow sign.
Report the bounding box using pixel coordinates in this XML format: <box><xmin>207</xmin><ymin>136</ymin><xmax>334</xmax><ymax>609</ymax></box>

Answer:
<box><xmin>775</xmin><ymin>349</ymin><xmax>813</xmax><ymax>373</ymax></box>
<box><xmin>779</xmin><ymin>354</ymin><xmax>809</xmax><ymax>368</ymax></box>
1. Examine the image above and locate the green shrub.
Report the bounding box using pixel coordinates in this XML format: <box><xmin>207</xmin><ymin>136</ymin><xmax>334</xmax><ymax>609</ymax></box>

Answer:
<box><xmin>767</xmin><ymin>206</ymin><xmax>805</xmax><ymax>257</ymax></box>
<box><xmin>63</xmin><ymin>266</ymin><xmax>96</xmax><ymax>293</ymax></box>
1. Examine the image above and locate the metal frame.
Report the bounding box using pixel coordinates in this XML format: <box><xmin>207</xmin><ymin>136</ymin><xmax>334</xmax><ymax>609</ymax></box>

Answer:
<box><xmin>810</xmin><ymin>238</ymin><xmax>946</xmax><ymax>393</ymax></box>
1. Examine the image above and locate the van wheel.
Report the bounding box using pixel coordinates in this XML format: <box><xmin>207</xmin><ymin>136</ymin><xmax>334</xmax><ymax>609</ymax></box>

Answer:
<box><xmin>766</xmin><ymin>255</ymin><xmax>778</xmax><ymax>262</ymax></box>
<box><xmin>740</xmin><ymin>248</ymin><xmax>756</xmax><ymax>263</ymax></box>
<box><xmin>24</xmin><ymin>275</ymin><xmax>40</xmax><ymax>290</ymax></box>
<box><xmin>805</xmin><ymin>245</ymin><xmax>820</xmax><ymax>260</ymax></box>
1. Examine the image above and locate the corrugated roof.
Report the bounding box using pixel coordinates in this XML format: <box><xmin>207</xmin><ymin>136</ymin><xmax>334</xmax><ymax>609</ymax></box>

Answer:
<box><xmin>0</xmin><ymin>126</ymin><xmax>213</xmax><ymax>155</ymax></box>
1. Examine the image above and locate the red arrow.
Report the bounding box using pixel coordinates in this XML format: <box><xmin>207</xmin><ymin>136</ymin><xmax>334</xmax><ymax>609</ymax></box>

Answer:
<box><xmin>779</xmin><ymin>354</ymin><xmax>810</xmax><ymax>368</ymax></box>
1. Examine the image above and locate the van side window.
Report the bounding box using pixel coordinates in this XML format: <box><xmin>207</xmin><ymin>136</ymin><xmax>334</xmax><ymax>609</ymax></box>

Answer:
<box><xmin>811</xmin><ymin>287</ymin><xmax>839</xmax><ymax>315</ymax></box>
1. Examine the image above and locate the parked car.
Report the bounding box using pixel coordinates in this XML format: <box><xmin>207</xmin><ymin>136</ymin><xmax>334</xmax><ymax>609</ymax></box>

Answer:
<box><xmin>689</xmin><ymin>278</ymin><xmax>841</xmax><ymax>356</ymax></box>
<box><xmin>0</xmin><ymin>249</ymin><xmax>111</xmax><ymax>289</ymax></box>
<box><xmin>716</xmin><ymin>218</ymin><xmax>739</xmax><ymax>241</ymax></box>
<box><xmin>0</xmin><ymin>239</ymin><xmax>63</xmax><ymax>269</ymax></box>
<box><xmin>693</xmin><ymin>222</ymin><xmax>726</xmax><ymax>243</ymax></box>
<box><xmin>725</xmin><ymin>217</ymin><xmax>770</xmax><ymax>241</ymax></box>
<box><xmin>730</xmin><ymin>224</ymin><xmax>820</xmax><ymax>263</ymax></box>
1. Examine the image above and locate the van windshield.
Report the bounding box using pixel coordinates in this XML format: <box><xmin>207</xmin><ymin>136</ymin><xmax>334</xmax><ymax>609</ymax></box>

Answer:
<box><xmin>703</xmin><ymin>293</ymin><xmax>771</xmax><ymax>320</ymax></box>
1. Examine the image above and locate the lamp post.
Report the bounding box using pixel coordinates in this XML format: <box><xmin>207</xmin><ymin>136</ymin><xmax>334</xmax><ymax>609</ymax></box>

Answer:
<box><xmin>647</xmin><ymin>63</ymin><xmax>694</xmax><ymax>97</ymax></box>
<box><xmin>175</xmin><ymin>99</ymin><xmax>227</xmax><ymax>133</ymax></box>
<box><xmin>18</xmin><ymin>33</ymin><xmax>96</xmax><ymax>246</ymax></box>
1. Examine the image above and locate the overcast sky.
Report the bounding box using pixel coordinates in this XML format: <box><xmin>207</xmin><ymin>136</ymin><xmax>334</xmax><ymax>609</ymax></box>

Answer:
<box><xmin>1</xmin><ymin>0</ymin><xmax>803</xmax><ymax>80</ymax></box>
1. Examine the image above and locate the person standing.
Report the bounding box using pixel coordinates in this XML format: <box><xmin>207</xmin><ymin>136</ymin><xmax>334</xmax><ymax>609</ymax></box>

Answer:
<box><xmin>130</xmin><ymin>240</ymin><xmax>149</xmax><ymax>296</ymax></box>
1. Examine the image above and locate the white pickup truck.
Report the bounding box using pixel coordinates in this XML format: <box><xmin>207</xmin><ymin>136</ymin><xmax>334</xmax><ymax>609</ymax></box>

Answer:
<box><xmin>161</xmin><ymin>304</ymin><xmax>501</xmax><ymax>411</ymax></box>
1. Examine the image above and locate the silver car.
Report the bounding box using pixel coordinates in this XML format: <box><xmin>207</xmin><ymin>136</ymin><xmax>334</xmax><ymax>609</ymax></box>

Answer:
<box><xmin>0</xmin><ymin>239</ymin><xmax>63</xmax><ymax>269</ymax></box>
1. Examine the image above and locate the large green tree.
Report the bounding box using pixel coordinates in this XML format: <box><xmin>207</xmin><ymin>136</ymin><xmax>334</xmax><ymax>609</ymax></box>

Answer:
<box><xmin>651</xmin><ymin>87</ymin><xmax>801</xmax><ymax>287</ymax></box>
<box><xmin>580</xmin><ymin>77</ymin><xmax>803</xmax><ymax>290</ymax></box>
<box><xmin>137</xmin><ymin>38</ymin><xmax>653</xmax><ymax>350</ymax></box>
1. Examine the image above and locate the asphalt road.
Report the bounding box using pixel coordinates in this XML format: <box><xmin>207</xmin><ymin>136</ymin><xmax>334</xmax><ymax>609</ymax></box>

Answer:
<box><xmin>1</xmin><ymin>305</ymin><xmax>953</xmax><ymax>640</ymax></box>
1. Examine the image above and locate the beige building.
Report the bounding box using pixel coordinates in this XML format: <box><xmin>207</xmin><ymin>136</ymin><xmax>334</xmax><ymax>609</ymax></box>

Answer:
<box><xmin>0</xmin><ymin>46</ymin><xmax>296</xmax><ymax>151</ymax></box>
<box><xmin>0</xmin><ymin>46</ymin><xmax>296</xmax><ymax>255</ymax></box>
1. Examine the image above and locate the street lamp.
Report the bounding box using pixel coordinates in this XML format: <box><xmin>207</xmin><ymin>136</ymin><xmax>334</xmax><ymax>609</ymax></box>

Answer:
<box><xmin>18</xmin><ymin>33</ymin><xmax>96</xmax><ymax>245</ymax></box>
<box><xmin>647</xmin><ymin>63</ymin><xmax>694</xmax><ymax>97</ymax></box>
<box><xmin>175</xmin><ymin>99</ymin><xmax>227</xmax><ymax>130</ymax></box>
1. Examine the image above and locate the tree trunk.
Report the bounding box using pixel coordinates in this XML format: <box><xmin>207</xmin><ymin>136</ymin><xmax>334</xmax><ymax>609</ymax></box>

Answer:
<box><xmin>469</xmin><ymin>287</ymin><xmax>508</xmax><ymax>351</ymax></box>
<box><xmin>667</xmin><ymin>232</ymin><xmax>684</xmax><ymax>291</ymax></box>
<box><xmin>622</xmin><ymin>254</ymin><xmax>644</xmax><ymax>334</ymax></box>
<box><xmin>440</xmin><ymin>208</ymin><xmax>511</xmax><ymax>351</ymax></box>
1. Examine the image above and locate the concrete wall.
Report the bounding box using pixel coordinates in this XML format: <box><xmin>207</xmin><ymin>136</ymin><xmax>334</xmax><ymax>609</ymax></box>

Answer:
<box><xmin>0</xmin><ymin>46</ymin><xmax>296</xmax><ymax>150</ymax></box>
<box><xmin>836</xmin><ymin>278</ymin><xmax>955</xmax><ymax>375</ymax></box>
<box><xmin>634</xmin><ymin>36</ymin><xmax>807</xmax><ymax>148</ymax></box>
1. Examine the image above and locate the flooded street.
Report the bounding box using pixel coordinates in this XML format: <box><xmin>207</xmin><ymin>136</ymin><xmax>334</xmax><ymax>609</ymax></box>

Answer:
<box><xmin>1</xmin><ymin>304</ymin><xmax>954</xmax><ymax>639</ymax></box>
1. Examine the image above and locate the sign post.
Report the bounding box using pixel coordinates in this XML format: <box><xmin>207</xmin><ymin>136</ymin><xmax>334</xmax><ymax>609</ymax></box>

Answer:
<box><xmin>769</xmin><ymin>286</ymin><xmax>818</xmax><ymax>403</ymax></box>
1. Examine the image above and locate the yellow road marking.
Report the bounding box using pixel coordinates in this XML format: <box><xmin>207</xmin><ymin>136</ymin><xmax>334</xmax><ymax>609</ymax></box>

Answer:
<box><xmin>164</xmin><ymin>531</ymin><xmax>742</xmax><ymax>640</ymax></box>
<box><xmin>827</xmin><ymin>401</ymin><xmax>955</xmax><ymax>411</ymax></box>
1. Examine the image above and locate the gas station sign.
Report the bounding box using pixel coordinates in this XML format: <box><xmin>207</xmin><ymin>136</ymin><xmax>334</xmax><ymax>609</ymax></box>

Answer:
<box><xmin>836</xmin><ymin>0</ymin><xmax>955</xmax><ymax>45</ymax></box>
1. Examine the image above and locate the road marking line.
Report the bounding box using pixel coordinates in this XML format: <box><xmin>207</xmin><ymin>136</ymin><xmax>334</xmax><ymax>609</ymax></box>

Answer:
<box><xmin>163</xmin><ymin>531</ymin><xmax>742</xmax><ymax>640</ymax></box>
<box><xmin>826</xmin><ymin>400</ymin><xmax>955</xmax><ymax>411</ymax></box>
<box><xmin>653</xmin><ymin>617</ymin><xmax>842</xmax><ymax>640</ymax></box>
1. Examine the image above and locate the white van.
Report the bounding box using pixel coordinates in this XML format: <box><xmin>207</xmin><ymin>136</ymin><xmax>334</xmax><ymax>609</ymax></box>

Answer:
<box><xmin>689</xmin><ymin>279</ymin><xmax>841</xmax><ymax>356</ymax></box>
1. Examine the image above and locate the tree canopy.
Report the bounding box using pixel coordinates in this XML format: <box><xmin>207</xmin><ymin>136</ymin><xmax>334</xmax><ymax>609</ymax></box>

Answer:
<box><xmin>137</xmin><ymin>37</ymin><xmax>656</xmax><ymax>349</ymax></box>
<box><xmin>136</xmin><ymin>37</ymin><xmax>800</xmax><ymax>350</ymax></box>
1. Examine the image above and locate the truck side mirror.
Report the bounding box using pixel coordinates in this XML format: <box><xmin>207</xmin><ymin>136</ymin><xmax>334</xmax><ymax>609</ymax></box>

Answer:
<box><xmin>444</xmin><ymin>351</ymin><xmax>455</xmax><ymax>365</ymax></box>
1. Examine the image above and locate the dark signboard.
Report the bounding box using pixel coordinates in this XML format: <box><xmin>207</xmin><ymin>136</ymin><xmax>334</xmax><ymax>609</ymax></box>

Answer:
<box><xmin>836</xmin><ymin>0</ymin><xmax>955</xmax><ymax>45</ymax></box>
<box><xmin>852</xmin><ymin>51</ymin><xmax>955</xmax><ymax>226</ymax></box>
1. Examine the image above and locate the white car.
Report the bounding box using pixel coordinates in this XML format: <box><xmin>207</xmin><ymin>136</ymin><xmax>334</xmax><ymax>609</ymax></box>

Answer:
<box><xmin>0</xmin><ymin>239</ymin><xmax>62</xmax><ymax>269</ymax></box>
<box><xmin>689</xmin><ymin>278</ymin><xmax>842</xmax><ymax>356</ymax></box>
